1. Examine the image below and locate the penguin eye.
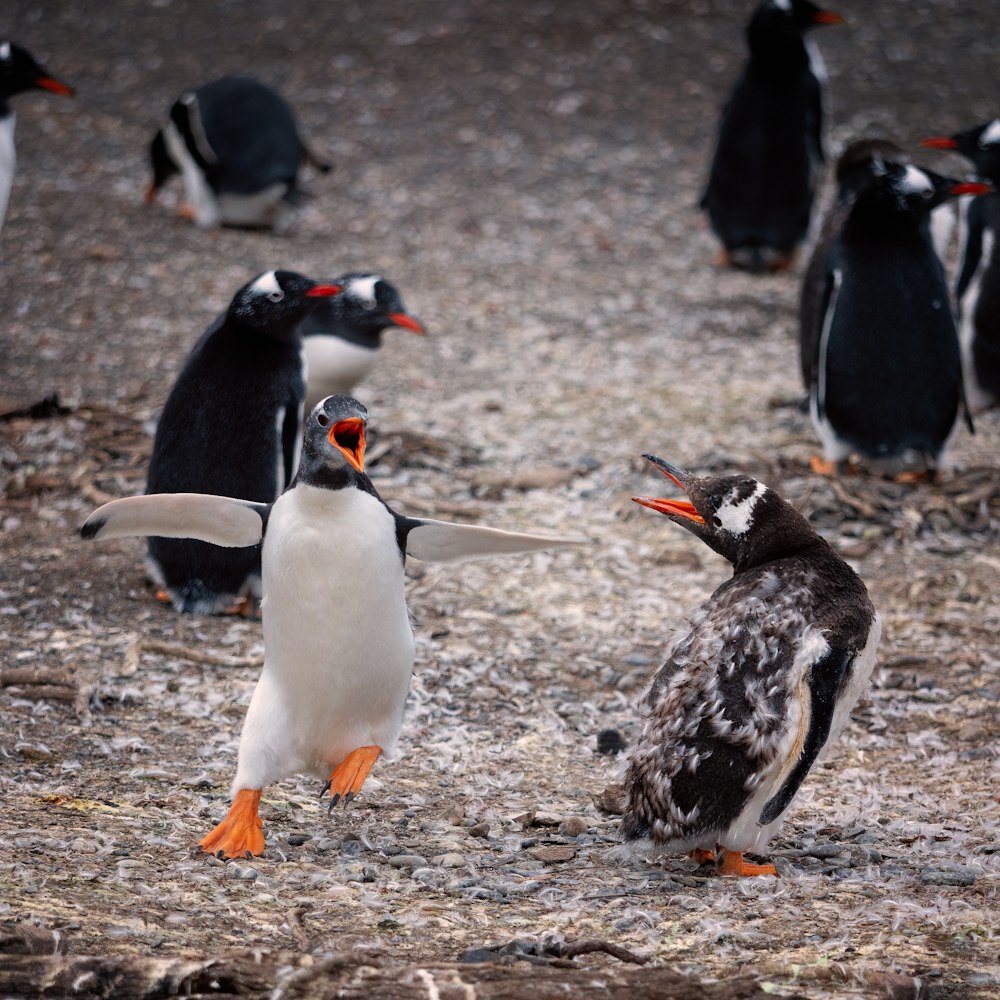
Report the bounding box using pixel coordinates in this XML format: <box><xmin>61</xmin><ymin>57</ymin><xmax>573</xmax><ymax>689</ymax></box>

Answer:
<box><xmin>267</xmin><ymin>290</ymin><xmax>285</xmax><ymax>303</ymax></box>
<box><xmin>316</xmin><ymin>412</ymin><xmax>330</xmax><ymax>427</ymax></box>
<box><xmin>712</xmin><ymin>516</ymin><xmax>724</xmax><ymax>528</ymax></box>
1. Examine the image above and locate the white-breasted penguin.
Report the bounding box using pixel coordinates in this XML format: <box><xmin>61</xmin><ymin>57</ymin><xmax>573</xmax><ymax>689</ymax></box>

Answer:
<box><xmin>82</xmin><ymin>395</ymin><xmax>582</xmax><ymax>858</ymax></box>
<box><xmin>800</xmin><ymin>149</ymin><xmax>988</xmax><ymax>475</ymax></box>
<box><xmin>300</xmin><ymin>273</ymin><xmax>424</xmax><ymax>411</ymax></box>
<box><xmin>924</xmin><ymin>122</ymin><xmax>1000</xmax><ymax>412</ymax></box>
<box><xmin>620</xmin><ymin>455</ymin><xmax>880</xmax><ymax>876</ymax></box>
<box><xmin>146</xmin><ymin>76</ymin><xmax>330</xmax><ymax>232</ymax></box>
<box><xmin>701</xmin><ymin>0</ymin><xmax>843</xmax><ymax>272</ymax></box>
<box><xmin>0</xmin><ymin>42</ymin><xmax>73</xmax><ymax>233</ymax></box>
<box><xmin>145</xmin><ymin>270</ymin><xmax>341</xmax><ymax>614</ymax></box>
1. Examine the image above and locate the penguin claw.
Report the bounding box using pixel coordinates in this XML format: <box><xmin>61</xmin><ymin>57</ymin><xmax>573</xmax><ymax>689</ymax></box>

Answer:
<box><xmin>328</xmin><ymin>792</ymin><xmax>341</xmax><ymax>814</ymax></box>
<box><xmin>324</xmin><ymin>745</ymin><xmax>382</xmax><ymax>812</ymax></box>
<box><xmin>343</xmin><ymin>791</ymin><xmax>355</xmax><ymax>808</ymax></box>
<box><xmin>318</xmin><ymin>781</ymin><xmax>331</xmax><ymax>798</ymax></box>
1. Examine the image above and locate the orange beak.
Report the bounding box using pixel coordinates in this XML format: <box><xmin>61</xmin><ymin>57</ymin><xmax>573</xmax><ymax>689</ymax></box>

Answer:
<box><xmin>813</xmin><ymin>10</ymin><xmax>845</xmax><ymax>25</ymax></box>
<box><xmin>328</xmin><ymin>418</ymin><xmax>366</xmax><ymax>472</ymax></box>
<box><xmin>388</xmin><ymin>312</ymin><xmax>425</xmax><ymax>334</ymax></box>
<box><xmin>631</xmin><ymin>495</ymin><xmax>706</xmax><ymax>523</ymax></box>
<box><xmin>921</xmin><ymin>136</ymin><xmax>959</xmax><ymax>150</ymax></box>
<box><xmin>308</xmin><ymin>284</ymin><xmax>343</xmax><ymax>298</ymax></box>
<box><xmin>951</xmin><ymin>181</ymin><xmax>992</xmax><ymax>196</ymax></box>
<box><xmin>34</xmin><ymin>75</ymin><xmax>74</xmax><ymax>97</ymax></box>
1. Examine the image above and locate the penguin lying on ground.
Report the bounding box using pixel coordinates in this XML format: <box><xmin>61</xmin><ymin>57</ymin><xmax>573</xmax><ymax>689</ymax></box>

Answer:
<box><xmin>0</xmin><ymin>41</ymin><xmax>73</xmax><ymax>234</ymax></box>
<box><xmin>300</xmin><ymin>273</ymin><xmax>424</xmax><ymax>411</ymax></box>
<box><xmin>799</xmin><ymin>146</ymin><xmax>988</xmax><ymax>476</ymax></box>
<box><xmin>146</xmin><ymin>270</ymin><xmax>341</xmax><ymax>614</ymax></box>
<box><xmin>924</xmin><ymin>121</ymin><xmax>1000</xmax><ymax>412</ymax></box>
<box><xmin>146</xmin><ymin>76</ymin><xmax>330</xmax><ymax>232</ymax></box>
<box><xmin>82</xmin><ymin>395</ymin><xmax>582</xmax><ymax>858</ymax></box>
<box><xmin>620</xmin><ymin>455</ymin><xmax>879</xmax><ymax>876</ymax></box>
<box><xmin>701</xmin><ymin>0</ymin><xmax>843</xmax><ymax>272</ymax></box>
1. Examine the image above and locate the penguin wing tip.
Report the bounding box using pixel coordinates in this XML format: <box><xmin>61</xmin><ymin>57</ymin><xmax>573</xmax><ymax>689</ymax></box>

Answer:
<box><xmin>80</xmin><ymin>517</ymin><xmax>105</xmax><ymax>541</ymax></box>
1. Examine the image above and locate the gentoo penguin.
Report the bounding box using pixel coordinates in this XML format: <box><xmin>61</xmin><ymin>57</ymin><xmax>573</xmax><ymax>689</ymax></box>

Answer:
<box><xmin>800</xmin><ymin>149</ymin><xmax>988</xmax><ymax>475</ymax></box>
<box><xmin>82</xmin><ymin>395</ymin><xmax>581</xmax><ymax>858</ymax></box>
<box><xmin>146</xmin><ymin>270</ymin><xmax>341</xmax><ymax>614</ymax></box>
<box><xmin>701</xmin><ymin>0</ymin><xmax>843</xmax><ymax>271</ymax></box>
<box><xmin>300</xmin><ymin>273</ymin><xmax>424</xmax><ymax>411</ymax></box>
<box><xmin>146</xmin><ymin>76</ymin><xmax>329</xmax><ymax>232</ymax></box>
<box><xmin>923</xmin><ymin>122</ymin><xmax>1000</xmax><ymax>411</ymax></box>
<box><xmin>621</xmin><ymin>455</ymin><xmax>880</xmax><ymax>876</ymax></box>
<box><xmin>0</xmin><ymin>42</ymin><xmax>73</xmax><ymax>233</ymax></box>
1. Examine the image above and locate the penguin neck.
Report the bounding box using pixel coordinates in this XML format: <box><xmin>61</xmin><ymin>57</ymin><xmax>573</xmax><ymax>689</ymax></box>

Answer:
<box><xmin>292</xmin><ymin>445</ymin><xmax>381</xmax><ymax>501</ymax></box>
<box><xmin>746</xmin><ymin>23</ymin><xmax>810</xmax><ymax>75</ymax></box>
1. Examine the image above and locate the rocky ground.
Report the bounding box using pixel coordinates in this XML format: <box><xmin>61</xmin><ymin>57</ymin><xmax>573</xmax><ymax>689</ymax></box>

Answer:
<box><xmin>1</xmin><ymin>1</ymin><xmax>998</xmax><ymax>997</ymax></box>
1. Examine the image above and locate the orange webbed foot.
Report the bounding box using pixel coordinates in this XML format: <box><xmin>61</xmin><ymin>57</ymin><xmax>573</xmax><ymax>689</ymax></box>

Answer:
<box><xmin>714</xmin><ymin>248</ymin><xmax>732</xmax><ymax>268</ymax></box>
<box><xmin>809</xmin><ymin>455</ymin><xmax>838</xmax><ymax>477</ymax></box>
<box><xmin>688</xmin><ymin>848</ymin><xmax>716</xmax><ymax>866</ymax></box>
<box><xmin>200</xmin><ymin>788</ymin><xmax>265</xmax><ymax>859</ymax></box>
<box><xmin>221</xmin><ymin>594</ymin><xmax>261</xmax><ymax>619</ymax></box>
<box><xmin>717</xmin><ymin>850</ymin><xmax>777</xmax><ymax>877</ymax></box>
<box><xmin>177</xmin><ymin>203</ymin><xmax>198</xmax><ymax>221</ymax></box>
<box><xmin>322</xmin><ymin>745</ymin><xmax>382</xmax><ymax>811</ymax></box>
<box><xmin>154</xmin><ymin>589</ymin><xmax>172</xmax><ymax>605</ymax></box>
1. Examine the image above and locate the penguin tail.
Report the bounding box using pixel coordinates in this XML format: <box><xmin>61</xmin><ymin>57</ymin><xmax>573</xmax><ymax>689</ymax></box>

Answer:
<box><xmin>302</xmin><ymin>142</ymin><xmax>333</xmax><ymax>174</ymax></box>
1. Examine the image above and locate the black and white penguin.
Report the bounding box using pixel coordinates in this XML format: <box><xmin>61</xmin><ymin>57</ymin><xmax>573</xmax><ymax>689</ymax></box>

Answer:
<box><xmin>701</xmin><ymin>0</ymin><xmax>843</xmax><ymax>272</ymax></box>
<box><xmin>146</xmin><ymin>76</ymin><xmax>329</xmax><ymax>232</ymax></box>
<box><xmin>800</xmin><ymin>149</ymin><xmax>988</xmax><ymax>475</ymax></box>
<box><xmin>82</xmin><ymin>395</ymin><xmax>581</xmax><ymax>858</ymax></box>
<box><xmin>924</xmin><ymin>121</ymin><xmax>1000</xmax><ymax>412</ymax></box>
<box><xmin>300</xmin><ymin>273</ymin><xmax>424</xmax><ymax>411</ymax></box>
<box><xmin>0</xmin><ymin>41</ymin><xmax>73</xmax><ymax>233</ymax></box>
<box><xmin>621</xmin><ymin>455</ymin><xmax>880</xmax><ymax>876</ymax></box>
<box><xmin>145</xmin><ymin>270</ymin><xmax>341</xmax><ymax>614</ymax></box>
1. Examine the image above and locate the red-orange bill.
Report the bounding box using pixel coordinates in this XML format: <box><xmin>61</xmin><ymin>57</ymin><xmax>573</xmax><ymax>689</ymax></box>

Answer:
<box><xmin>328</xmin><ymin>418</ymin><xmax>366</xmax><ymax>472</ymax></box>
<box><xmin>631</xmin><ymin>495</ymin><xmax>706</xmax><ymax>524</ymax></box>
<box><xmin>813</xmin><ymin>11</ymin><xmax>845</xmax><ymax>25</ymax></box>
<box><xmin>35</xmin><ymin>75</ymin><xmax>74</xmax><ymax>97</ymax></box>
<box><xmin>921</xmin><ymin>136</ymin><xmax>959</xmax><ymax>150</ymax></box>
<box><xmin>388</xmin><ymin>312</ymin><xmax>425</xmax><ymax>334</ymax></box>
<box><xmin>308</xmin><ymin>284</ymin><xmax>343</xmax><ymax>298</ymax></box>
<box><xmin>951</xmin><ymin>181</ymin><xmax>992</xmax><ymax>196</ymax></box>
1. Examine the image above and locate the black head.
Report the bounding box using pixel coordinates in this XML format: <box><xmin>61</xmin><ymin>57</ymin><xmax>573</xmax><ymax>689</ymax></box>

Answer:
<box><xmin>0</xmin><ymin>42</ymin><xmax>74</xmax><ymax>103</ymax></box>
<box><xmin>748</xmin><ymin>0</ymin><xmax>843</xmax><ymax>49</ymax></box>
<box><xmin>146</xmin><ymin>129</ymin><xmax>179</xmax><ymax>202</ymax></box>
<box><xmin>295</xmin><ymin>394</ymin><xmax>370</xmax><ymax>490</ymax></box>
<box><xmin>227</xmin><ymin>270</ymin><xmax>342</xmax><ymax>341</ymax></box>
<box><xmin>923</xmin><ymin>120</ymin><xmax>1000</xmax><ymax>185</ymax></box>
<box><xmin>632</xmin><ymin>455</ymin><xmax>823</xmax><ymax>572</ymax></box>
<box><xmin>854</xmin><ymin>159</ymin><xmax>989</xmax><ymax>218</ymax></box>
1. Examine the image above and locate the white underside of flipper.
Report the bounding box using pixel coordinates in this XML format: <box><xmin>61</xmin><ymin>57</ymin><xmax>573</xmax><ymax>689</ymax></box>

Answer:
<box><xmin>0</xmin><ymin>113</ymin><xmax>15</xmax><ymax>235</ymax></box>
<box><xmin>405</xmin><ymin>518</ymin><xmax>585</xmax><ymax>563</ymax></box>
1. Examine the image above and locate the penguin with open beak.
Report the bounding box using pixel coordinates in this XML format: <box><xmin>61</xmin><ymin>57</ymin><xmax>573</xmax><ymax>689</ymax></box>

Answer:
<box><xmin>82</xmin><ymin>396</ymin><xmax>583</xmax><ymax>858</ymax></box>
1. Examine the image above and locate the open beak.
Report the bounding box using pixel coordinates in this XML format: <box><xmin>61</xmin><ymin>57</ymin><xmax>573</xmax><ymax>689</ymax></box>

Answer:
<box><xmin>34</xmin><ymin>75</ymin><xmax>74</xmax><ymax>97</ymax></box>
<box><xmin>631</xmin><ymin>454</ymin><xmax>705</xmax><ymax>524</ymax></box>
<box><xmin>921</xmin><ymin>136</ymin><xmax>959</xmax><ymax>150</ymax></box>
<box><xmin>307</xmin><ymin>284</ymin><xmax>343</xmax><ymax>298</ymax></box>
<box><xmin>951</xmin><ymin>181</ymin><xmax>992</xmax><ymax>196</ymax></box>
<box><xmin>813</xmin><ymin>10</ymin><xmax>845</xmax><ymax>25</ymax></box>
<box><xmin>388</xmin><ymin>312</ymin><xmax>425</xmax><ymax>335</ymax></box>
<box><xmin>328</xmin><ymin>418</ymin><xmax>366</xmax><ymax>472</ymax></box>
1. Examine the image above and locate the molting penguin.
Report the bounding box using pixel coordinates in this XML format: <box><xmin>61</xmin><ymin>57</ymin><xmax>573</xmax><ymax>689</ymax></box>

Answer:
<box><xmin>800</xmin><ymin>150</ymin><xmax>988</xmax><ymax>475</ymax></box>
<box><xmin>146</xmin><ymin>76</ymin><xmax>330</xmax><ymax>232</ymax></box>
<box><xmin>924</xmin><ymin>121</ymin><xmax>1000</xmax><ymax>411</ymax></box>
<box><xmin>145</xmin><ymin>270</ymin><xmax>341</xmax><ymax>614</ymax></box>
<box><xmin>701</xmin><ymin>0</ymin><xmax>843</xmax><ymax>272</ymax></box>
<box><xmin>620</xmin><ymin>455</ymin><xmax>880</xmax><ymax>876</ymax></box>
<box><xmin>82</xmin><ymin>395</ymin><xmax>583</xmax><ymax>858</ymax></box>
<box><xmin>0</xmin><ymin>41</ymin><xmax>73</xmax><ymax>233</ymax></box>
<box><xmin>300</xmin><ymin>273</ymin><xmax>424</xmax><ymax>411</ymax></box>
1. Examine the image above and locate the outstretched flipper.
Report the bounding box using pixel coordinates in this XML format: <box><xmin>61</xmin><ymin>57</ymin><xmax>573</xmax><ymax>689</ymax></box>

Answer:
<box><xmin>80</xmin><ymin>493</ymin><xmax>269</xmax><ymax>547</ymax></box>
<box><xmin>400</xmin><ymin>516</ymin><xmax>585</xmax><ymax>564</ymax></box>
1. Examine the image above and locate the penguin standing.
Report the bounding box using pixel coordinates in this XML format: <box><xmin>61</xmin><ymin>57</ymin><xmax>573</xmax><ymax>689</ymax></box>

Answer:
<box><xmin>145</xmin><ymin>271</ymin><xmax>341</xmax><ymax>614</ymax></box>
<box><xmin>800</xmin><ymin>149</ymin><xmax>988</xmax><ymax>475</ymax></box>
<box><xmin>923</xmin><ymin>121</ymin><xmax>1000</xmax><ymax>412</ymax></box>
<box><xmin>82</xmin><ymin>395</ymin><xmax>581</xmax><ymax>858</ymax></box>
<box><xmin>300</xmin><ymin>273</ymin><xmax>425</xmax><ymax>411</ymax></box>
<box><xmin>146</xmin><ymin>76</ymin><xmax>329</xmax><ymax>232</ymax></box>
<box><xmin>621</xmin><ymin>455</ymin><xmax>879</xmax><ymax>876</ymax></box>
<box><xmin>0</xmin><ymin>42</ymin><xmax>73</xmax><ymax>233</ymax></box>
<box><xmin>701</xmin><ymin>1</ymin><xmax>843</xmax><ymax>272</ymax></box>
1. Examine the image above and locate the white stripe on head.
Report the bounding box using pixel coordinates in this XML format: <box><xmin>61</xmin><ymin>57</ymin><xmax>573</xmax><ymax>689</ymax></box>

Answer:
<box><xmin>250</xmin><ymin>271</ymin><xmax>282</xmax><ymax>297</ymax></box>
<box><xmin>716</xmin><ymin>481</ymin><xmax>767</xmax><ymax>536</ymax></box>
<box><xmin>900</xmin><ymin>165</ymin><xmax>933</xmax><ymax>195</ymax></box>
<box><xmin>346</xmin><ymin>275</ymin><xmax>380</xmax><ymax>308</ymax></box>
<box><xmin>981</xmin><ymin>119</ymin><xmax>1000</xmax><ymax>147</ymax></box>
<box><xmin>772</xmin><ymin>0</ymin><xmax>792</xmax><ymax>10</ymax></box>
<box><xmin>0</xmin><ymin>44</ymin><xmax>10</xmax><ymax>61</ymax></box>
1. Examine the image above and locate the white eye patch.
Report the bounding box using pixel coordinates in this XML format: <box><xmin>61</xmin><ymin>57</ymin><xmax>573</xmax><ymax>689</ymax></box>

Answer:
<box><xmin>900</xmin><ymin>165</ymin><xmax>933</xmax><ymax>195</ymax></box>
<box><xmin>772</xmin><ymin>0</ymin><xmax>792</xmax><ymax>10</ymax></box>
<box><xmin>0</xmin><ymin>44</ymin><xmax>11</xmax><ymax>62</ymax></box>
<box><xmin>715</xmin><ymin>481</ymin><xmax>767</xmax><ymax>536</ymax></box>
<box><xmin>250</xmin><ymin>271</ymin><xmax>282</xmax><ymax>297</ymax></box>
<box><xmin>346</xmin><ymin>275</ymin><xmax>380</xmax><ymax>308</ymax></box>
<box><xmin>981</xmin><ymin>119</ymin><xmax>1000</xmax><ymax>147</ymax></box>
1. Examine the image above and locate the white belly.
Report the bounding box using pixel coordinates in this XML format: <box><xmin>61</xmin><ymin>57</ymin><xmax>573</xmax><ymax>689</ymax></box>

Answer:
<box><xmin>0</xmin><ymin>113</ymin><xmax>16</xmax><ymax>232</ymax></box>
<box><xmin>303</xmin><ymin>336</ymin><xmax>379</xmax><ymax>410</ymax></box>
<box><xmin>233</xmin><ymin>484</ymin><xmax>415</xmax><ymax>792</ymax></box>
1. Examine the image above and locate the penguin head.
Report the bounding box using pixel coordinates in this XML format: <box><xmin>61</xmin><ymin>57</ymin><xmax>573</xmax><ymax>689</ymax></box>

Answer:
<box><xmin>922</xmin><ymin>120</ymin><xmax>1000</xmax><ymax>185</ymax></box>
<box><xmin>863</xmin><ymin>160</ymin><xmax>990</xmax><ymax>217</ymax></box>
<box><xmin>0</xmin><ymin>42</ymin><xmax>74</xmax><ymax>102</ymax></box>
<box><xmin>337</xmin><ymin>273</ymin><xmax>425</xmax><ymax>340</ymax></box>
<box><xmin>749</xmin><ymin>0</ymin><xmax>844</xmax><ymax>47</ymax></box>
<box><xmin>296</xmin><ymin>395</ymin><xmax>369</xmax><ymax>488</ymax></box>
<box><xmin>632</xmin><ymin>455</ymin><xmax>820</xmax><ymax>571</ymax></box>
<box><xmin>228</xmin><ymin>271</ymin><xmax>342</xmax><ymax>341</ymax></box>
<box><xmin>146</xmin><ymin>129</ymin><xmax>179</xmax><ymax>202</ymax></box>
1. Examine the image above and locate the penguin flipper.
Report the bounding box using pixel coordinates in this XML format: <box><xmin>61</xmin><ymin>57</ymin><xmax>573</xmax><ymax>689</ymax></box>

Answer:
<box><xmin>400</xmin><ymin>517</ymin><xmax>585</xmax><ymax>564</ymax></box>
<box><xmin>81</xmin><ymin>493</ymin><xmax>269</xmax><ymax>547</ymax></box>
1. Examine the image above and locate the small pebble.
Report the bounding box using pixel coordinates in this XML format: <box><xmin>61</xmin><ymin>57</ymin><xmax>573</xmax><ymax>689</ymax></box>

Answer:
<box><xmin>596</xmin><ymin>729</ymin><xmax>627</xmax><ymax>755</ymax></box>
<box><xmin>229</xmin><ymin>865</ymin><xmax>259</xmax><ymax>881</ymax></box>
<box><xmin>468</xmin><ymin>822</ymin><xmax>490</xmax><ymax>839</ymax></box>
<box><xmin>286</xmin><ymin>834</ymin><xmax>309</xmax><ymax>847</ymax></box>
<box><xmin>386</xmin><ymin>854</ymin><xmax>427</xmax><ymax>870</ymax></box>
<box><xmin>436</xmin><ymin>852</ymin><xmax>466</xmax><ymax>869</ymax></box>
<box><xmin>559</xmin><ymin>816</ymin><xmax>589</xmax><ymax>837</ymax></box>
<box><xmin>804</xmin><ymin>842</ymin><xmax>846</xmax><ymax>859</ymax></box>
<box><xmin>920</xmin><ymin>865</ymin><xmax>976</xmax><ymax>887</ymax></box>
<box><xmin>529</xmin><ymin>845</ymin><xmax>576</xmax><ymax>863</ymax></box>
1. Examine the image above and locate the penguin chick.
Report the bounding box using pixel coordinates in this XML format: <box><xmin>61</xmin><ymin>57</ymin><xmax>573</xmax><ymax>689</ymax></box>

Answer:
<box><xmin>82</xmin><ymin>395</ymin><xmax>583</xmax><ymax>859</ymax></box>
<box><xmin>145</xmin><ymin>270</ymin><xmax>341</xmax><ymax>614</ymax></box>
<box><xmin>0</xmin><ymin>41</ymin><xmax>73</xmax><ymax>233</ymax></box>
<box><xmin>701</xmin><ymin>0</ymin><xmax>844</xmax><ymax>272</ymax></box>
<box><xmin>800</xmin><ymin>152</ymin><xmax>988</xmax><ymax>475</ymax></box>
<box><xmin>300</xmin><ymin>272</ymin><xmax>424</xmax><ymax>411</ymax></box>
<box><xmin>146</xmin><ymin>76</ymin><xmax>330</xmax><ymax>232</ymax></box>
<box><xmin>621</xmin><ymin>455</ymin><xmax>880</xmax><ymax>876</ymax></box>
<box><xmin>924</xmin><ymin>121</ymin><xmax>1000</xmax><ymax>411</ymax></box>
